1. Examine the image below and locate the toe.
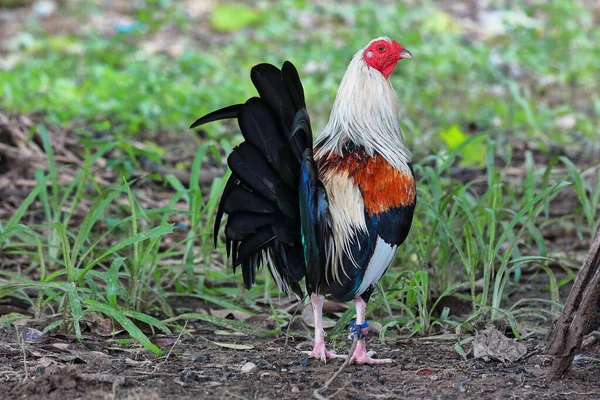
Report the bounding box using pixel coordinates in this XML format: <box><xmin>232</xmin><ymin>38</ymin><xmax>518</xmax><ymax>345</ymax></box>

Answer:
<box><xmin>302</xmin><ymin>348</ymin><xmax>345</xmax><ymax>362</ymax></box>
<box><xmin>350</xmin><ymin>356</ymin><xmax>393</xmax><ymax>365</ymax></box>
<box><xmin>348</xmin><ymin>340</ymin><xmax>392</xmax><ymax>365</ymax></box>
<box><xmin>325</xmin><ymin>350</ymin><xmax>346</xmax><ymax>359</ymax></box>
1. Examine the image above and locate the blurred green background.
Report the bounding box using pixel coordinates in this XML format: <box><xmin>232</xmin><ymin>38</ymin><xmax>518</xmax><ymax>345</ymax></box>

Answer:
<box><xmin>2</xmin><ymin>0</ymin><xmax>598</xmax><ymax>149</ymax></box>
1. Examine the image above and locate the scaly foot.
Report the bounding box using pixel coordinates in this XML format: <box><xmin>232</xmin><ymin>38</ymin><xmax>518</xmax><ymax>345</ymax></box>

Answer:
<box><xmin>348</xmin><ymin>339</ymin><xmax>393</xmax><ymax>365</ymax></box>
<box><xmin>303</xmin><ymin>339</ymin><xmax>346</xmax><ymax>362</ymax></box>
<box><xmin>347</xmin><ymin>301</ymin><xmax>393</xmax><ymax>365</ymax></box>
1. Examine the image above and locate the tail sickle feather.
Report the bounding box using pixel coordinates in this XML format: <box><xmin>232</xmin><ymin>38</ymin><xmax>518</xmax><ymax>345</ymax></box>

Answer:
<box><xmin>189</xmin><ymin>104</ymin><xmax>242</xmax><ymax>129</ymax></box>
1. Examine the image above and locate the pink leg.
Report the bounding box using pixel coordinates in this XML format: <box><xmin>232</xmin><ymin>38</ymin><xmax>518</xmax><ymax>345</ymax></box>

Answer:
<box><xmin>303</xmin><ymin>293</ymin><xmax>345</xmax><ymax>362</ymax></box>
<box><xmin>348</xmin><ymin>297</ymin><xmax>393</xmax><ymax>365</ymax></box>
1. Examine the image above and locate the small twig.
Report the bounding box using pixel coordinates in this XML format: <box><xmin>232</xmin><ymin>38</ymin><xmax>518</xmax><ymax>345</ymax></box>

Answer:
<box><xmin>312</xmin><ymin>336</ymin><xmax>358</xmax><ymax>400</ymax></box>
<box><xmin>151</xmin><ymin>320</ymin><xmax>188</xmax><ymax>374</ymax></box>
<box><xmin>18</xmin><ymin>328</ymin><xmax>29</xmax><ymax>382</ymax></box>
<box><xmin>284</xmin><ymin>295</ymin><xmax>307</xmax><ymax>349</ymax></box>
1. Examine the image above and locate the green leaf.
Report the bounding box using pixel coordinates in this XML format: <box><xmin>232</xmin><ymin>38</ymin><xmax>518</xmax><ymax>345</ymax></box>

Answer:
<box><xmin>454</xmin><ymin>336</ymin><xmax>473</xmax><ymax>360</ymax></box>
<box><xmin>106</xmin><ymin>257</ymin><xmax>126</xmax><ymax>308</ymax></box>
<box><xmin>84</xmin><ymin>299</ymin><xmax>162</xmax><ymax>355</ymax></box>
<box><xmin>76</xmin><ymin>224</ymin><xmax>174</xmax><ymax>282</ymax></box>
<box><xmin>72</xmin><ymin>189</ymin><xmax>121</xmax><ymax>269</ymax></box>
<box><xmin>54</xmin><ymin>222</ymin><xmax>73</xmax><ymax>280</ymax></box>
<box><xmin>38</xmin><ymin>124</ymin><xmax>59</xmax><ymax>207</ymax></box>
<box><xmin>63</xmin><ymin>282</ymin><xmax>83</xmax><ymax>340</ymax></box>
<box><xmin>179</xmin><ymin>313</ymin><xmax>272</xmax><ymax>336</ymax></box>
<box><xmin>454</xmin><ymin>342</ymin><xmax>468</xmax><ymax>360</ymax></box>
<box><xmin>439</xmin><ymin>125</ymin><xmax>486</xmax><ymax>167</ymax></box>
<box><xmin>123</xmin><ymin>310</ymin><xmax>172</xmax><ymax>335</ymax></box>
<box><xmin>0</xmin><ymin>176</ymin><xmax>47</xmax><ymax>240</ymax></box>
<box><xmin>208</xmin><ymin>341</ymin><xmax>254</xmax><ymax>350</ymax></box>
<box><xmin>209</xmin><ymin>4</ymin><xmax>260</xmax><ymax>32</ymax></box>
<box><xmin>42</xmin><ymin>319</ymin><xmax>63</xmax><ymax>334</ymax></box>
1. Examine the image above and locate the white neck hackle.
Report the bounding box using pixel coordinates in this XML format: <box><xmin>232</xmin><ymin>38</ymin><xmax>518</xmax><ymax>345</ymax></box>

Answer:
<box><xmin>314</xmin><ymin>37</ymin><xmax>411</xmax><ymax>172</ymax></box>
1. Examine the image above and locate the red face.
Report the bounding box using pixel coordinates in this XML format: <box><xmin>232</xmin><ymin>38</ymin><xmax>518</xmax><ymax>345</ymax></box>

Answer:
<box><xmin>362</xmin><ymin>39</ymin><xmax>412</xmax><ymax>79</ymax></box>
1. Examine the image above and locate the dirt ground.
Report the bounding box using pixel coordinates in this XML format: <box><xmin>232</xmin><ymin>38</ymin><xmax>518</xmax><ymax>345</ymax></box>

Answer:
<box><xmin>1</xmin><ymin>326</ymin><xmax>599</xmax><ymax>400</ymax></box>
<box><xmin>0</xmin><ymin>267</ymin><xmax>596</xmax><ymax>399</ymax></box>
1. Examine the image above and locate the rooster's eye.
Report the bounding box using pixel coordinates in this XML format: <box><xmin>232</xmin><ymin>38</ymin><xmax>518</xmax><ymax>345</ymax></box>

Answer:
<box><xmin>377</xmin><ymin>45</ymin><xmax>385</xmax><ymax>53</ymax></box>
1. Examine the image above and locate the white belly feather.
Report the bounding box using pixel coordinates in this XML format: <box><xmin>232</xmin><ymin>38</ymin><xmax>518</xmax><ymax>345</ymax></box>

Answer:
<box><xmin>355</xmin><ymin>237</ymin><xmax>397</xmax><ymax>296</ymax></box>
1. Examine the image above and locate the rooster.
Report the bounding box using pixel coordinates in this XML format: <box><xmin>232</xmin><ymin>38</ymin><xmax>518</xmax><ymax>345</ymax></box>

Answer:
<box><xmin>191</xmin><ymin>37</ymin><xmax>415</xmax><ymax>365</ymax></box>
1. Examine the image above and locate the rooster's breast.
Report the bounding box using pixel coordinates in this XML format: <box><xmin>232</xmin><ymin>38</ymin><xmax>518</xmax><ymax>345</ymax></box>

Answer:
<box><xmin>315</xmin><ymin>147</ymin><xmax>416</xmax><ymax>301</ymax></box>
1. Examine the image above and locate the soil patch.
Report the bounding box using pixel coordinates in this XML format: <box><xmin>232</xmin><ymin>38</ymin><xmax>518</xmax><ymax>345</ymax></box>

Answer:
<box><xmin>1</xmin><ymin>329</ymin><xmax>599</xmax><ymax>400</ymax></box>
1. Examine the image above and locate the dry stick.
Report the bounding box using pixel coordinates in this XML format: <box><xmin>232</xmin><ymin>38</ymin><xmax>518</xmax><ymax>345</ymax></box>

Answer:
<box><xmin>312</xmin><ymin>336</ymin><xmax>358</xmax><ymax>400</ymax></box>
<box><xmin>152</xmin><ymin>320</ymin><xmax>189</xmax><ymax>374</ymax></box>
<box><xmin>17</xmin><ymin>328</ymin><xmax>29</xmax><ymax>382</ymax></box>
<box><xmin>546</xmin><ymin>227</ymin><xmax>600</xmax><ymax>381</ymax></box>
<box><xmin>284</xmin><ymin>295</ymin><xmax>307</xmax><ymax>349</ymax></box>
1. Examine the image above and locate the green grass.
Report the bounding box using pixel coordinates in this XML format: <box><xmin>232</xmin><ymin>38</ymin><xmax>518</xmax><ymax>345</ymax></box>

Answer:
<box><xmin>0</xmin><ymin>0</ymin><xmax>599</xmax><ymax>352</ymax></box>
<box><xmin>2</xmin><ymin>1</ymin><xmax>598</xmax><ymax>144</ymax></box>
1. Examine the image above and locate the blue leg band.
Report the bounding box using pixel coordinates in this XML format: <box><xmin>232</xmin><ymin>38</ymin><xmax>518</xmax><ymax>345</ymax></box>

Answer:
<box><xmin>349</xmin><ymin>320</ymin><xmax>369</xmax><ymax>339</ymax></box>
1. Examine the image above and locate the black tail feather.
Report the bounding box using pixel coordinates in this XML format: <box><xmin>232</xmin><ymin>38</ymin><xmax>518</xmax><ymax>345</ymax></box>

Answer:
<box><xmin>235</xmin><ymin>226</ymin><xmax>276</xmax><ymax>265</ymax></box>
<box><xmin>227</xmin><ymin>142</ymin><xmax>278</xmax><ymax>201</ymax></box>
<box><xmin>225</xmin><ymin>213</ymin><xmax>274</xmax><ymax>240</ymax></box>
<box><xmin>214</xmin><ymin>175</ymin><xmax>237</xmax><ymax>247</ymax></box>
<box><xmin>189</xmin><ymin>104</ymin><xmax>242</xmax><ymax>129</ymax></box>
<box><xmin>223</xmin><ymin>186</ymin><xmax>275</xmax><ymax>215</ymax></box>
<box><xmin>282</xmin><ymin>61</ymin><xmax>306</xmax><ymax>109</ymax></box>
<box><xmin>250</xmin><ymin>64</ymin><xmax>305</xmax><ymax>161</ymax></box>
<box><xmin>192</xmin><ymin>61</ymin><xmax>313</xmax><ymax>297</ymax></box>
<box><xmin>250</xmin><ymin>64</ymin><xmax>291</xmax><ymax>125</ymax></box>
<box><xmin>238</xmin><ymin>98</ymin><xmax>284</xmax><ymax>169</ymax></box>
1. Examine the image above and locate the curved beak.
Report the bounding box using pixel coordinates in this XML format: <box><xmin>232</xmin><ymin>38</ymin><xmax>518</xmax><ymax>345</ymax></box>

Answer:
<box><xmin>399</xmin><ymin>49</ymin><xmax>412</xmax><ymax>60</ymax></box>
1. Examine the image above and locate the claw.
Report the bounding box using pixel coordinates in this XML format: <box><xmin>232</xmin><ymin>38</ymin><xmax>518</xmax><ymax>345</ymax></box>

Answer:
<box><xmin>302</xmin><ymin>350</ymin><xmax>331</xmax><ymax>361</ymax></box>
<box><xmin>348</xmin><ymin>339</ymin><xmax>393</xmax><ymax>365</ymax></box>
<box><xmin>302</xmin><ymin>340</ymin><xmax>346</xmax><ymax>362</ymax></box>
